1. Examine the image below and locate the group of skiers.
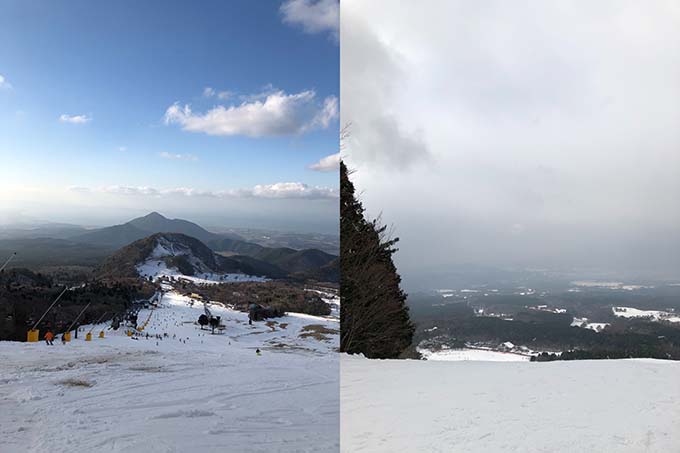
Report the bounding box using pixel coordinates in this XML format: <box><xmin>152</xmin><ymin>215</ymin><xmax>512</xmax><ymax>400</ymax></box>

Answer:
<box><xmin>41</xmin><ymin>312</ymin><xmax>267</xmax><ymax>356</ymax></box>
<box><xmin>43</xmin><ymin>330</ymin><xmax>68</xmax><ymax>345</ymax></box>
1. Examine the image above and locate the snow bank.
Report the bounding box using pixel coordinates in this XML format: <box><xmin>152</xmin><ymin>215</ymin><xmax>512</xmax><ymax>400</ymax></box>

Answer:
<box><xmin>341</xmin><ymin>355</ymin><xmax>680</xmax><ymax>452</ymax></box>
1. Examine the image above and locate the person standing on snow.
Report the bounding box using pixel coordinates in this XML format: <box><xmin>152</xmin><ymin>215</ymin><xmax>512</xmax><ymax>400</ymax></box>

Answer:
<box><xmin>248</xmin><ymin>303</ymin><xmax>258</xmax><ymax>325</ymax></box>
<box><xmin>44</xmin><ymin>330</ymin><xmax>54</xmax><ymax>345</ymax></box>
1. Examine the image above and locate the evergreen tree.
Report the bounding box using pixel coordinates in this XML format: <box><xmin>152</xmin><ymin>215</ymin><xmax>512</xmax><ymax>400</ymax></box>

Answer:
<box><xmin>340</xmin><ymin>161</ymin><xmax>414</xmax><ymax>358</ymax></box>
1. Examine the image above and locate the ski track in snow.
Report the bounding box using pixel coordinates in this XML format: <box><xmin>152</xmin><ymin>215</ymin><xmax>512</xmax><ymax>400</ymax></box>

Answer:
<box><xmin>0</xmin><ymin>291</ymin><xmax>339</xmax><ymax>453</ymax></box>
<box><xmin>341</xmin><ymin>355</ymin><xmax>680</xmax><ymax>453</ymax></box>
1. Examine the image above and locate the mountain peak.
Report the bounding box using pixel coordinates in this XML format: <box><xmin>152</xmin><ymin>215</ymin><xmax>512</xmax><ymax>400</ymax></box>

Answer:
<box><xmin>142</xmin><ymin>211</ymin><xmax>167</xmax><ymax>220</ymax></box>
<box><xmin>72</xmin><ymin>212</ymin><xmax>231</xmax><ymax>249</ymax></box>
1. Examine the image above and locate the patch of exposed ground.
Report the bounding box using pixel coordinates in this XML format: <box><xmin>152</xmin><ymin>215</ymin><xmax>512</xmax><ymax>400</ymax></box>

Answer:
<box><xmin>57</xmin><ymin>378</ymin><xmax>94</xmax><ymax>388</ymax></box>
<box><xmin>298</xmin><ymin>324</ymin><xmax>339</xmax><ymax>341</ymax></box>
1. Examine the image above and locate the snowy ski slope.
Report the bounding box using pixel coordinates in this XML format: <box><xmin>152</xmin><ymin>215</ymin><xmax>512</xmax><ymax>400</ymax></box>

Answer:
<box><xmin>341</xmin><ymin>355</ymin><xmax>680</xmax><ymax>453</ymax></box>
<box><xmin>1</xmin><ymin>291</ymin><xmax>339</xmax><ymax>452</ymax></box>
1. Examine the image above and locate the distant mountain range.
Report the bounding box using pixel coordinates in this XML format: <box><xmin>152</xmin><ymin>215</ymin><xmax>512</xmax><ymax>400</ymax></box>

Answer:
<box><xmin>71</xmin><ymin>211</ymin><xmax>240</xmax><ymax>248</ymax></box>
<box><xmin>0</xmin><ymin>223</ymin><xmax>88</xmax><ymax>240</ymax></box>
<box><xmin>0</xmin><ymin>212</ymin><xmax>338</xmax><ymax>282</ymax></box>
<box><xmin>96</xmin><ymin>232</ymin><xmax>282</xmax><ymax>280</ymax></box>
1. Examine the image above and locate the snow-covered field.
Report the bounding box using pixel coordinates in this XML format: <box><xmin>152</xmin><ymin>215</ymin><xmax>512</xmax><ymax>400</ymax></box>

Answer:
<box><xmin>418</xmin><ymin>348</ymin><xmax>530</xmax><ymax>362</ymax></box>
<box><xmin>0</xmin><ymin>291</ymin><xmax>339</xmax><ymax>453</ymax></box>
<box><xmin>613</xmin><ymin>306</ymin><xmax>680</xmax><ymax>323</ymax></box>
<box><xmin>571</xmin><ymin>317</ymin><xmax>610</xmax><ymax>331</ymax></box>
<box><xmin>341</xmin><ymin>355</ymin><xmax>680</xmax><ymax>452</ymax></box>
<box><xmin>571</xmin><ymin>281</ymin><xmax>653</xmax><ymax>290</ymax></box>
<box><xmin>137</xmin><ymin>259</ymin><xmax>268</xmax><ymax>285</ymax></box>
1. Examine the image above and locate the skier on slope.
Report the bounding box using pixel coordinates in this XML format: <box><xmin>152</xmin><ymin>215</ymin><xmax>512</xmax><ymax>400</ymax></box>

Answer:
<box><xmin>248</xmin><ymin>303</ymin><xmax>258</xmax><ymax>325</ymax></box>
<box><xmin>44</xmin><ymin>330</ymin><xmax>54</xmax><ymax>345</ymax></box>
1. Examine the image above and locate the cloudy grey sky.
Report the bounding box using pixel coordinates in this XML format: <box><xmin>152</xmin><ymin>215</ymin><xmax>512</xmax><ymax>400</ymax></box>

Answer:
<box><xmin>342</xmin><ymin>0</ymin><xmax>680</xmax><ymax>285</ymax></box>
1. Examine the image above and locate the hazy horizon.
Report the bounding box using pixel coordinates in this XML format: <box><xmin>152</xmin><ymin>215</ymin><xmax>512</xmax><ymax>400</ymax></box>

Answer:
<box><xmin>342</xmin><ymin>0</ymin><xmax>680</xmax><ymax>287</ymax></box>
<box><xmin>0</xmin><ymin>207</ymin><xmax>338</xmax><ymax>235</ymax></box>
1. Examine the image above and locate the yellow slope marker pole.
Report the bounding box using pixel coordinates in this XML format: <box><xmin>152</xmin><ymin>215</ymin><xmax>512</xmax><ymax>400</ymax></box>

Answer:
<box><xmin>27</xmin><ymin>329</ymin><xmax>39</xmax><ymax>342</ymax></box>
<box><xmin>87</xmin><ymin>312</ymin><xmax>108</xmax><ymax>341</ymax></box>
<box><xmin>27</xmin><ymin>286</ymin><xmax>67</xmax><ymax>343</ymax></box>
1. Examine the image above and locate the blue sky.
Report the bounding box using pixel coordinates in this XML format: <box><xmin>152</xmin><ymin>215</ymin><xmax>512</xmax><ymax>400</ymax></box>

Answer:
<box><xmin>0</xmin><ymin>0</ymin><xmax>339</xmax><ymax>232</ymax></box>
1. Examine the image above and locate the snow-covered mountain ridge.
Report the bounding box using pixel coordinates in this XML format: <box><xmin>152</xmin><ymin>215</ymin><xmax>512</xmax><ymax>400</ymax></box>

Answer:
<box><xmin>96</xmin><ymin>232</ymin><xmax>277</xmax><ymax>281</ymax></box>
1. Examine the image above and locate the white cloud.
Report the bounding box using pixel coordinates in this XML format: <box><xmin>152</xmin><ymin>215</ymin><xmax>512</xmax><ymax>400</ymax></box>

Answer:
<box><xmin>59</xmin><ymin>114</ymin><xmax>91</xmax><ymax>124</ymax></box>
<box><xmin>100</xmin><ymin>186</ymin><xmax>160</xmax><ymax>196</ymax></box>
<box><xmin>309</xmin><ymin>96</ymin><xmax>338</xmax><ymax>131</ymax></box>
<box><xmin>159</xmin><ymin>187</ymin><xmax>217</xmax><ymax>197</ymax></box>
<box><xmin>158</xmin><ymin>151</ymin><xmax>198</xmax><ymax>161</ymax></box>
<box><xmin>250</xmin><ymin>182</ymin><xmax>337</xmax><ymax>199</ymax></box>
<box><xmin>238</xmin><ymin>84</ymin><xmax>277</xmax><ymax>102</ymax></box>
<box><xmin>164</xmin><ymin>89</ymin><xmax>337</xmax><ymax>137</ymax></box>
<box><xmin>281</xmin><ymin>0</ymin><xmax>339</xmax><ymax>41</ymax></box>
<box><xmin>66</xmin><ymin>185</ymin><xmax>155</xmax><ymax>196</ymax></box>
<box><xmin>68</xmin><ymin>182</ymin><xmax>337</xmax><ymax>200</ymax></box>
<box><xmin>118</xmin><ymin>146</ymin><xmax>127</xmax><ymax>152</ymax></box>
<box><xmin>0</xmin><ymin>74</ymin><xmax>12</xmax><ymax>90</ymax></box>
<box><xmin>309</xmin><ymin>152</ymin><xmax>340</xmax><ymax>172</ymax></box>
<box><xmin>204</xmin><ymin>86</ymin><xmax>233</xmax><ymax>100</ymax></box>
<box><xmin>67</xmin><ymin>186</ymin><xmax>91</xmax><ymax>194</ymax></box>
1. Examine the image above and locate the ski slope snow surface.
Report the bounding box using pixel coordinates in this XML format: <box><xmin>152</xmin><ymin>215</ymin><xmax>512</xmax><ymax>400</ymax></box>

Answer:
<box><xmin>341</xmin><ymin>355</ymin><xmax>680</xmax><ymax>453</ymax></box>
<box><xmin>0</xmin><ymin>291</ymin><xmax>339</xmax><ymax>452</ymax></box>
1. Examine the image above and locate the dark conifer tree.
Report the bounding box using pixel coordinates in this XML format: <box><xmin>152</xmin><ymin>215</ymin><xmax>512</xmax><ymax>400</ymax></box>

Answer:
<box><xmin>340</xmin><ymin>160</ymin><xmax>414</xmax><ymax>358</ymax></box>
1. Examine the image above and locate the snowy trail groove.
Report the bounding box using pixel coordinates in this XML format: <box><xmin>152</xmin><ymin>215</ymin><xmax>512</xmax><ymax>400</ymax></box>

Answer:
<box><xmin>1</xmin><ymin>291</ymin><xmax>339</xmax><ymax>452</ymax></box>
